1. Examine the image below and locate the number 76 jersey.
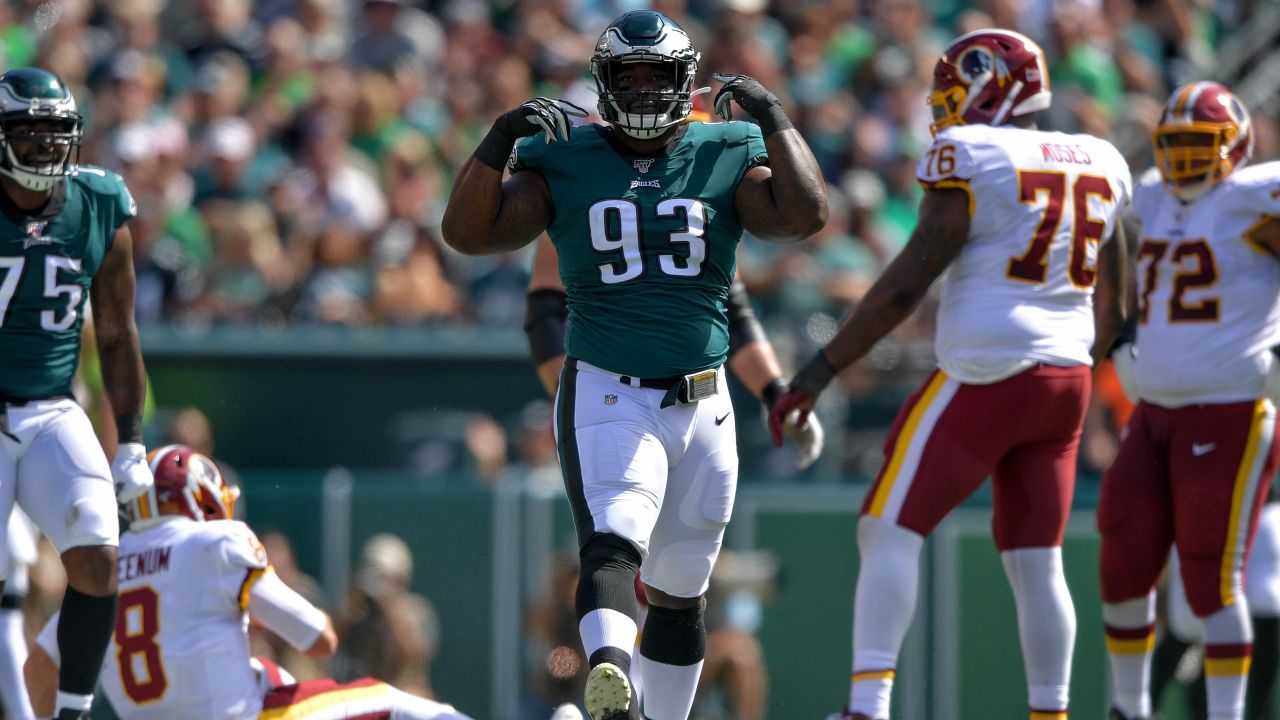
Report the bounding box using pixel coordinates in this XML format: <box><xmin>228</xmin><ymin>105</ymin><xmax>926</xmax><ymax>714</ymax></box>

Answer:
<box><xmin>1131</xmin><ymin>163</ymin><xmax>1280</xmax><ymax>407</ymax></box>
<box><xmin>917</xmin><ymin>124</ymin><xmax>1132</xmax><ymax>383</ymax></box>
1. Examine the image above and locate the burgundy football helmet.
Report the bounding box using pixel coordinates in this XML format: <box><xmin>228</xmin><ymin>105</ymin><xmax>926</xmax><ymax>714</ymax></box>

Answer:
<box><xmin>1153</xmin><ymin>81</ymin><xmax>1253</xmax><ymax>202</ymax></box>
<box><xmin>927</xmin><ymin>28</ymin><xmax>1051</xmax><ymax>136</ymax></box>
<box><xmin>127</xmin><ymin>445</ymin><xmax>238</xmax><ymax>528</ymax></box>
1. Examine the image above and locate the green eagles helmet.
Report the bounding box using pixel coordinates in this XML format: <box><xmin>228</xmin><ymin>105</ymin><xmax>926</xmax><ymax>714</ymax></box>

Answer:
<box><xmin>590</xmin><ymin>11</ymin><xmax>704</xmax><ymax>140</ymax></box>
<box><xmin>0</xmin><ymin>67</ymin><xmax>82</xmax><ymax>192</ymax></box>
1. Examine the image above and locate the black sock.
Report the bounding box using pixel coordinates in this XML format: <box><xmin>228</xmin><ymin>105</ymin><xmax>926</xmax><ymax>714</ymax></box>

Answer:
<box><xmin>1248</xmin><ymin>615</ymin><xmax>1280</xmax><ymax>720</ymax></box>
<box><xmin>57</xmin><ymin>587</ymin><xmax>118</xmax><ymax>695</ymax></box>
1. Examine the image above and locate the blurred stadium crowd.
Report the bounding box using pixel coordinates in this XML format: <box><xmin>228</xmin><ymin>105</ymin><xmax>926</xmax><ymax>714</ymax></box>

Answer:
<box><xmin>18</xmin><ymin>0</ymin><xmax>1280</xmax><ymax>480</ymax></box>
<box><xmin>19</xmin><ymin>0</ymin><xmax>1273</xmax><ymax>324</ymax></box>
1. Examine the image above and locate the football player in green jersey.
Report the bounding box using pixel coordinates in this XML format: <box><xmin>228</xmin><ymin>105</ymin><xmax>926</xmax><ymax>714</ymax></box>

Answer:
<box><xmin>0</xmin><ymin>67</ymin><xmax>153</xmax><ymax>720</ymax></box>
<box><xmin>443</xmin><ymin>11</ymin><xmax>826</xmax><ymax>720</ymax></box>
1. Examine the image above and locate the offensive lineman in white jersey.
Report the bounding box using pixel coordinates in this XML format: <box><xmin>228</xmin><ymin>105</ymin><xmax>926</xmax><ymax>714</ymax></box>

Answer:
<box><xmin>768</xmin><ymin>29</ymin><xmax>1133</xmax><ymax>719</ymax></box>
<box><xmin>1099</xmin><ymin>81</ymin><xmax>1280</xmax><ymax>720</ymax></box>
<box><xmin>20</xmin><ymin>445</ymin><xmax>524</xmax><ymax>720</ymax></box>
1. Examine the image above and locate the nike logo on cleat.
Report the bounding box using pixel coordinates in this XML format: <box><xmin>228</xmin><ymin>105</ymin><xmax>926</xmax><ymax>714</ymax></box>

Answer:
<box><xmin>1192</xmin><ymin>442</ymin><xmax>1216</xmax><ymax>457</ymax></box>
<box><xmin>715</xmin><ymin>412</ymin><xmax>731</xmax><ymax>426</ymax></box>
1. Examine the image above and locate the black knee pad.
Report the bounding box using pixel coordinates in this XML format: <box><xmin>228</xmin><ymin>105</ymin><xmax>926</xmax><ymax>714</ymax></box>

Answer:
<box><xmin>577</xmin><ymin>532</ymin><xmax>642</xmax><ymax>620</ymax></box>
<box><xmin>640</xmin><ymin>601</ymin><xmax>706</xmax><ymax>666</ymax></box>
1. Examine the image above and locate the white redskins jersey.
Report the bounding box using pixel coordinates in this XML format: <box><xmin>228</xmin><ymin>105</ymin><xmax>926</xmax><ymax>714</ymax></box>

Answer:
<box><xmin>1131</xmin><ymin>162</ymin><xmax>1280</xmax><ymax>406</ymax></box>
<box><xmin>918</xmin><ymin>124</ymin><xmax>1132</xmax><ymax>383</ymax></box>
<box><xmin>102</xmin><ymin>518</ymin><xmax>272</xmax><ymax>720</ymax></box>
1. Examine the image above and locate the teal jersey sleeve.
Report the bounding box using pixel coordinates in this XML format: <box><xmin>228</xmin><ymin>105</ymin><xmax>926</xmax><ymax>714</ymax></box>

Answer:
<box><xmin>521</xmin><ymin>122</ymin><xmax>764</xmax><ymax>378</ymax></box>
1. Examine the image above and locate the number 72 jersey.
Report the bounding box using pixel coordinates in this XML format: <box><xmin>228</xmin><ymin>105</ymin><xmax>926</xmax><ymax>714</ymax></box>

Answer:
<box><xmin>917</xmin><ymin>124</ymin><xmax>1132</xmax><ymax>383</ymax></box>
<box><xmin>1130</xmin><ymin>163</ymin><xmax>1280</xmax><ymax>407</ymax></box>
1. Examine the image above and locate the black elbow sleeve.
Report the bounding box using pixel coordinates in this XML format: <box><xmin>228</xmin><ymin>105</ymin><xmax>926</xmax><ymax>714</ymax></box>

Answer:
<box><xmin>726</xmin><ymin>279</ymin><xmax>765</xmax><ymax>356</ymax></box>
<box><xmin>524</xmin><ymin>289</ymin><xmax>568</xmax><ymax>365</ymax></box>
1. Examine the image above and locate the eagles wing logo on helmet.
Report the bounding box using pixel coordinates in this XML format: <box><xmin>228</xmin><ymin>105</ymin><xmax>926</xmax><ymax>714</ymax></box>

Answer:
<box><xmin>0</xmin><ymin>67</ymin><xmax>82</xmax><ymax>192</ymax></box>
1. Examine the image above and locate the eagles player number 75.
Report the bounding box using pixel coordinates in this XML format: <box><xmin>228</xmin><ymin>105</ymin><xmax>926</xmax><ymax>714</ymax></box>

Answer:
<box><xmin>0</xmin><ymin>255</ymin><xmax>84</xmax><ymax>330</ymax></box>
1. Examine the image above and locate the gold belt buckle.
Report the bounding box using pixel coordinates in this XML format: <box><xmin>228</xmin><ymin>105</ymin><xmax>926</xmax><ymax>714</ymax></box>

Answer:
<box><xmin>683</xmin><ymin>369</ymin><xmax>718</xmax><ymax>403</ymax></box>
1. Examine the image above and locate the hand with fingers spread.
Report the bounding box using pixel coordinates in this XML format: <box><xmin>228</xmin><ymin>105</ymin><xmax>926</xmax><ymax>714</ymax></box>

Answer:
<box><xmin>473</xmin><ymin>97</ymin><xmax>590</xmax><ymax>171</ymax></box>
<box><xmin>497</xmin><ymin>97</ymin><xmax>590</xmax><ymax>144</ymax></box>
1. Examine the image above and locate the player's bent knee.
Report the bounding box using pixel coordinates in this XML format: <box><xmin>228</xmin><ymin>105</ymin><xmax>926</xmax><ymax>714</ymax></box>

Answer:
<box><xmin>644</xmin><ymin>540</ymin><xmax>717</xmax><ymax>599</ymax></box>
<box><xmin>65</xmin><ymin>494</ymin><xmax>120</xmax><ymax>549</ymax></box>
<box><xmin>580</xmin><ymin>532</ymin><xmax>643</xmax><ymax>574</ymax></box>
<box><xmin>857</xmin><ymin>515</ymin><xmax>923</xmax><ymax>555</ymax></box>
<box><xmin>578</xmin><ymin>532</ymin><xmax>643</xmax><ymax>617</ymax></box>
<box><xmin>1180</xmin><ymin>553</ymin><xmax>1233</xmax><ymax>618</ymax></box>
<box><xmin>61</xmin><ymin>545</ymin><xmax>117</xmax><ymax>596</ymax></box>
<box><xmin>1097</xmin><ymin>538</ymin><xmax>1162</xmax><ymax>603</ymax></box>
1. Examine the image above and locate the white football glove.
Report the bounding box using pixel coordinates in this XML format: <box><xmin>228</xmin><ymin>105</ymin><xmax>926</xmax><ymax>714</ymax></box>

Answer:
<box><xmin>112</xmin><ymin>443</ymin><xmax>154</xmax><ymax>504</ymax></box>
<box><xmin>1110</xmin><ymin>343</ymin><xmax>1139</xmax><ymax>404</ymax></box>
<box><xmin>782</xmin><ymin>409</ymin><xmax>824</xmax><ymax>470</ymax></box>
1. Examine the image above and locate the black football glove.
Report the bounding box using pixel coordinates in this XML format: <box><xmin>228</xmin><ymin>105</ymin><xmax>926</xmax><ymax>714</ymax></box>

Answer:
<box><xmin>494</xmin><ymin>97</ymin><xmax>589</xmax><ymax>144</ymax></box>
<box><xmin>712</xmin><ymin>73</ymin><xmax>780</xmax><ymax>121</ymax></box>
<box><xmin>475</xmin><ymin>97</ymin><xmax>589</xmax><ymax>171</ymax></box>
<box><xmin>712</xmin><ymin>73</ymin><xmax>793</xmax><ymax>138</ymax></box>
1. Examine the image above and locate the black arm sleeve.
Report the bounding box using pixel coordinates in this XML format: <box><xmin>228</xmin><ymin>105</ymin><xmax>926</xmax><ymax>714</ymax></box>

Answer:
<box><xmin>726</xmin><ymin>279</ymin><xmax>766</xmax><ymax>356</ymax></box>
<box><xmin>524</xmin><ymin>289</ymin><xmax>568</xmax><ymax>364</ymax></box>
<box><xmin>1108</xmin><ymin>313</ymin><xmax>1138</xmax><ymax>356</ymax></box>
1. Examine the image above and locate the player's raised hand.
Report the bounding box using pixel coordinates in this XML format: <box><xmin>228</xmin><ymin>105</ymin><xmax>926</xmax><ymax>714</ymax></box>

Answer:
<box><xmin>112</xmin><ymin>442</ymin><xmax>154</xmax><ymax>503</ymax></box>
<box><xmin>712</xmin><ymin>73</ymin><xmax>781</xmax><ymax>122</ymax></box>
<box><xmin>494</xmin><ymin>97</ymin><xmax>590</xmax><ymax>144</ymax></box>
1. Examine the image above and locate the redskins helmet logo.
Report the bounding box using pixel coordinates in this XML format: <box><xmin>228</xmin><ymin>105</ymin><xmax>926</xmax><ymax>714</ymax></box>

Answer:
<box><xmin>1225</xmin><ymin>95</ymin><xmax>1250</xmax><ymax>130</ymax></box>
<box><xmin>956</xmin><ymin>46</ymin><xmax>1009</xmax><ymax>88</ymax></box>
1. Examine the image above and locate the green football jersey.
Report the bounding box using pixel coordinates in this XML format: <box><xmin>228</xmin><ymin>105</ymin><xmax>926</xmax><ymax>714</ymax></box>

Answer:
<box><xmin>511</xmin><ymin>121</ymin><xmax>767</xmax><ymax>378</ymax></box>
<box><xmin>0</xmin><ymin>166</ymin><xmax>137</xmax><ymax>399</ymax></box>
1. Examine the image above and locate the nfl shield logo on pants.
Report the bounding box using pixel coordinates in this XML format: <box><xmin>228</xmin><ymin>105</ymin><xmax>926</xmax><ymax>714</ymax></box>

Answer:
<box><xmin>604</xmin><ymin>394</ymin><xmax>618</xmax><ymax>406</ymax></box>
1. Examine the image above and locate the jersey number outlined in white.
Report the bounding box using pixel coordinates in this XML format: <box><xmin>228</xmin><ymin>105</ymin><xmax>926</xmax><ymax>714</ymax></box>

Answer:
<box><xmin>0</xmin><ymin>255</ymin><xmax>83</xmax><ymax>330</ymax></box>
<box><xmin>589</xmin><ymin>198</ymin><xmax>707</xmax><ymax>284</ymax></box>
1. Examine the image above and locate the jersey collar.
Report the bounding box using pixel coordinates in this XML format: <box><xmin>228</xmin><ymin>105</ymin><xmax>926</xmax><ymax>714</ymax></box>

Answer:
<box><xmin>596</xmin><ymin>123</ymin><xmax>689</xmax><ymax>159</ymax></box>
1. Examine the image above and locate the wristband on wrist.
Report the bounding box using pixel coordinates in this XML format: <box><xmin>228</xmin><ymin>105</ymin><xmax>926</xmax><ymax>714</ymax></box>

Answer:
<box><xmin>115</xmin><ymin>414</ymin><xmax>143</xmax><ymax>445</ymax></box>
<box><xmin>762</xmin><ymin>379</ymin><xmax>787</xmax><ymax>410</ymax></box>
<box><xmin>758</xmin><ymin>104</ymin><xmax>794</xmax><ymax>140</ymax></box>
<box><xmin>474</xmin><ymin>125</ymin><xmax>517</xmax><ymax>172</ymax></box>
